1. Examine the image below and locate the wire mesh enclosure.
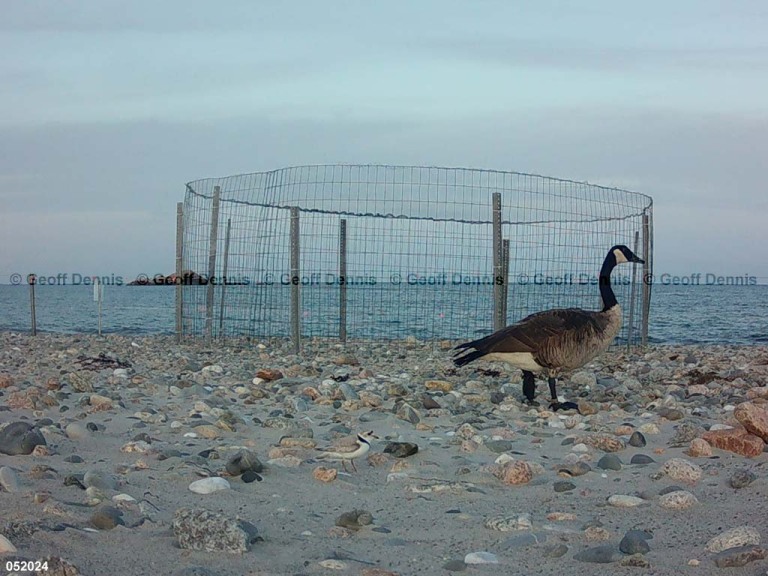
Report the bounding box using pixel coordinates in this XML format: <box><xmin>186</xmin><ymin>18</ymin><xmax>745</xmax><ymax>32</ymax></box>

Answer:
<box><xmin>178</xmin><ymin>165</ymin><xmax>654</xmax><ymax>349</ymax></box>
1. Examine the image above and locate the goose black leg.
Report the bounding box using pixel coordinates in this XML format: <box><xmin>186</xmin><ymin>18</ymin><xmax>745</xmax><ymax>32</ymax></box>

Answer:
<box><xmin>548</xmin><ymin>377</ymin><xmax>580</xmax><ymax>412</ymax></box>
<box><xmin>522</xmin><ymin>370</ymin><xmax>538</xmax><ymax>405</ymax></box>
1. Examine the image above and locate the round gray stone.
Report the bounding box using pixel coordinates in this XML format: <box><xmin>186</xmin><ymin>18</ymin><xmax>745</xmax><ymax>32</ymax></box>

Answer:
<box><xmin>729</xmin><ymin>470</ymin><xmax>757</xmax><ymax>489</ymax></box>
<box><xmin>574</xmin><ymin>545</ymin><xmax>623</xmax><ymax>564</ymax></box>
<box><xmin>597</xmin><ymin>454</ymin><xmax>622</xmax><ymax>471</ymax></box>
<box><xmin>90</xmin><ymin>504</ymin><xmax>125</xmax><ymax>530</ymax></box>
<box><xmin>630</xmin><ymin>454</ymin><xmax>655</xmax><ymax>465</ymax></box>
<box><xmin>620</xmin><ymin>530</ymin><xmax>651</xmax><ymax>555</ymax></box>
<box><xmin>225</xmin><ymin>450</ymin><xmax>263</xmax><ymax>476</ymax></box>
<box><xmin>0</xmin><ymin>422</ymin><xmax>47</xmax><ymax>455</ymax></box>
<box><xmin>629</xmin><ymin>431</ymin><xmax>646</xmax><ymax>447</ymax></box>
<box><xmin>443</xmin><ymin>559</ymin><xmax>467</xmax><ymax>572</ymax></box>
<box><xmin>83</xmin><ymin>469</ymin><xmax>117</xmax><ymax>491</ymax></box>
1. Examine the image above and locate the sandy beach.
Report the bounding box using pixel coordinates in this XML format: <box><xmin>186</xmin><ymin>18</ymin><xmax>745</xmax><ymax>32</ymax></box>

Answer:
<box><xmin>1</xmin><ymin>332</ymin><xmax>767</xmax><ymax>576</ymax></box>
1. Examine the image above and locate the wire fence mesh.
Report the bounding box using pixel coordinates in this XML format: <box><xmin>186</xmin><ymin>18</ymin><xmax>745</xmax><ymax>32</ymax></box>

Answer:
<box><xmin>180</xmin><ymin>164</ymin><xmax>653</xmax><ymax>346</ymax></box>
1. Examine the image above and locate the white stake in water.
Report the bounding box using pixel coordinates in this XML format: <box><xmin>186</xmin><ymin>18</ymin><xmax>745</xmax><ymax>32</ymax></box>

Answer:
<box><xmin>93</xmin><ymin>279</ymin><xmax>103</xmax><ymax>336</ymax></box>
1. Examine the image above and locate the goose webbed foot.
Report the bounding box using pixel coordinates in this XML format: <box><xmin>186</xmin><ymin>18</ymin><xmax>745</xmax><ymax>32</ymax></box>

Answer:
<box><xmin>547</xmin><ymin>376</ymin><xmax>580</xmax><ymax>413</ymax></box>
<box><xmin>549</xmin><ymin>400</ymin><xmax>580</xmax><ymax>413</ymax></box>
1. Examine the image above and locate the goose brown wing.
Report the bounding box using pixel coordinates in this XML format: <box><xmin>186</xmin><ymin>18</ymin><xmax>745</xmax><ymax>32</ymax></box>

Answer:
<box><xmin>478</xmin><ymin>308</ymin><xmax>606</xmax><ymax>366</ymax></box>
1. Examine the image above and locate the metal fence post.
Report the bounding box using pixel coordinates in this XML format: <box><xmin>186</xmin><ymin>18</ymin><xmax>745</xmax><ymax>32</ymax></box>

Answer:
<box><xmin>339</xmin><ymin>218</ymin><xmax>347</xmax><ymax>343</ymax></box>
<box><xmin>29</xmin><ymin>275</ymin><xmax>37</xmax><ymax>336</ymax></box>
<box><xmin>290</xmin><ymin>207</ymin><xmax>301</xmax><ymax>353</ymax></box>
<box><xmin>501</xmin><ymin>238</ymin><xmax>510</xmax><ymax>326</ymax></box>
<box><xmin>205</xmin><ymin>186</ymin><xmax>221</xmax><ymax>345</ymax></box>
<box><xmin>219</xmin><ymin>217</ymin><xmax>232</xmax><ymax>337</ymax></box>
<box><xmin>492</xmin><ymin>192</ymin><xmax>504</xmax><ymax>331</ymax></box>
<box><xmin>641</xmin><ymin>209</ymin><xmax>652</xmax><ymax>346</ymax></box>
<box><xmin>627</xmin><ymin>230</ymin><xmax>640</xmax><ymax>351</ymax></box>
<box><xmin>175</xmin><ymin>202</ymin><xmax>184</xmax><ymax>343</ymax></box>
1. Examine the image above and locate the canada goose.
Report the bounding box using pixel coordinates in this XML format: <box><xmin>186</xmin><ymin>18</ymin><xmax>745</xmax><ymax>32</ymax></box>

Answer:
<box><xmin>315</xmin><ymin>431</ymin><xmax>378</xmax><ymax>472</ymax></box>
<box><xmin>453</xmin><ymin>245</ymin><xmax>644</xmax><ymax>411</ymax></box>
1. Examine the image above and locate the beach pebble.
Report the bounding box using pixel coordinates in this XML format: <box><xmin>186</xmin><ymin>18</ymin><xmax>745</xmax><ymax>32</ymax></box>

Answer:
<box><xmin>267</xmin><ymin>455</ymin><xmax>302</xmax><ymax>468</ymax></box>
<box><xmin>0</xmin><ymin>534</ymin><xmax>17</xmax><ymax>553</ymax></box>
<box><xmin>0</xmin><ymin>421</ymin><xmax>47</xmax><ymax>455</ymax></box>
<box><xmin>659</xmin><ymin>490</ymin><xmax>699</xmax><ymax>509</ymax></box>
<box><xmin>0</xmin><ymin>466</ymin><xmax>21</xmax><ymax>492</ymax></box>
<box><xmin>83</xmin><ymin>469</ymin><xmax>117</xmax><ymax>491</ymax></box>
<box><xmin>558</xmin><ymin>462</ymin><xmax>591</xmax><ymax>477</ymax></box>
<box><xmin>89</xmin><ymin>393</ymin><xmax>114</xmax><ymax>410</ymax></box>
<box><xmin>279</xmin><ymin>437</ymin><xmax>316</xmax><ymax>449</ymax></box>
<box><xmin>443</xmin><ymin>559</ymin><xmax>467</xmax><ymax>571</ymax></box>
<box><xmin>597</xmin><ymin>454</ymin><xmax>622</xmax><ymax>471</ymax></box>
<box><xmin>577</xmin><ymin>400</ymin><xmax>598</xmax><ymax>415</ymax></box>
<box><xmin>335</xmin><ymin>509</ymin><xmax>373</xmax><ymax>530</ymax></box>
<box><xmin>383</xmin><ymin>442</ymin><xmax>419</xmax><ymax>458</ymax></box>
<box><xmin>542</xmin><ymin>544</ymin><xmax>569</xmax><ymax>558</ymax></box>
<box><xmin>65</xmin><ymin>422</ymin><xmax>90</xmax><ymax>440</ymax></box>
<box><xmin>729</xmin><ymin>469</ymin><xmax>757</xmax><ymax>489</ymax></box>
<box><xmin>570</xmin><ymin>371</ymin><xmax>596</xmax><ymax>388</ymax></box>
<box><xmin>174</xmin><ymin>568</ymin><xmax>220</xmax><ymax>576</ymax></box>
<box><xmin>553</xmin><ymin>481</ymin><xmax>576</xmax><ymax>492</ymax></box>
<box><xmin>705</xmin><ymin>526</ymin><xmax>761</xmax><ymax>553</ymax></box>
<box><xmin>121</xmin><ymin>440</ymin><xmax>151</xmax><ymax>453</ymax></box>
<box><xmin>574</xmin><ymin>545</ymin><xmax>622</xmax><ymax>563</ymax></box>
<box><xmin>629</xmin><ymin>431</ymin><xmax>647</xmax><ymax>447</ymax></box>
<box><xmin>68</xmin><ymin>372</ymin><xmax>94</xmax><ymax>392</ymax></box>
<box><xmin>338</xmin><ymin>382</ymin><xmax>359</xmax><ymax>400</ymax></box>
<box><xmin>584</xmin><ymin>526</ymin><xmax>613</xmax><ymax>542</ymax></box>
<box><xmin>577</xmin><ymin>434</ymin><xmax>625</xmax><ymax>452</ymax></box>
<box><xmin>658</xmin><ymin>407</ymin><xmax>684</xmax><ymax>421</ymax></box>
<box><xmin>421</xmin><ymin>394</ymin><xmax>441</xmax><ymax>409</ymax></box>
<box><xmin>396</xmin><ymin>403</ymin><xmax>420</xmax><ymax>424</ymax></box>
<box><xmin>387</xmin><ymin>472</ymin><xmax>409</xmax><ymax>483</ymax></box>
<box><xmin>173</xmin><ymin>507</ymin><xmax>259</xmax><ymax>553</ymax></box>
<box><xmin>499</xmin><ymin>460</ymin><xmax>534</xmax><ymax>485</ymax></box>
<box><xmin>620</xmin><ymin>554</ymin><xmax>651</xmax><ymax>568</ymax></box>
<box><xmin>319</xmin><ymin>560</ymin><xmax>347</xmax><ymax>570</ymax></box>
<box><xmin>464</xmin><ymin>551</ymin><xmax>499</xmax><ymax>565</ymax></box>
<box><xmin>484</xmin><ymin>514</ymin><xmax>532</xmax><ymax>532</ymax></box>
<box><xmin>485</xmin><ymin>440</ymin><xmax>516</xmax><ymax>454</ymax></box>
<box><xmin>113</xmin><ymin>493</ymin><xmax>137</xmax><ymax>504</ymax></box>
<box><xmin>620</xmin><ymin>530</ymin><xmax>652</xmax><ymax>554</ymax></box>
<box><xmin>687</xmin><ymin>438</ymin><xmax>713</xmax><ymax>457</ymax></box>
<box><xmin>241</xmin><ymin>470</ymin><xmax>262</xmax><ymax>483</ymax></box>
<box><xmin>189</xmin><ymin>477</ymin><xmax>230</xmax><ymax>494</ymax></box>
<box><xmin>425</xmin><ymin>379</ymin><xmax>453</xmax><ymax>392</ymax></box>
<box><xmin>712</xmin><ymin>546</ymin><xmax>766</xmax><ymax>568</ymax></box>
<box><xmin>608</xmin><ymin>495</ymin><xmax>646</xmax><ymax>508</ymax></box>
<box><xmin>702</xmin><ymin>428</ymin><xmax>764</xmax><ymax>458</ymax></box>
<box><xmin>90</xmin><ymin>504</ymin><xmax>125</xmax><ymax>530</ymax></box>
<box><xmin>734</xmin><ymin>402</ymin><xmax>768</xmax><ymax>441</ymax></box>
<box><xmin>630</xmin><ymin>454</ymin><xmax>655</xmax><ymax>465</ymax></box>
<box><xmin>313</xmin><ymin>466</ymin><xmax>338</xmax><ymax>483</ymax></box>
<box><xmin>194</xmin><ymin>425</ymin><xmax>221</xmax><ymax>439</ymax></box>
<box><xmin>225</xmin><ymin>450</ymin><xmax>263</xmax><ymax>476</ymax></box>
<box><xmin>661</xmin><ymin>458</ymin><xmax>702</xmax><ymax>483</ymax></box>
<box><xmin>638</xmin><ymin>423</ymin><xmax>660</xmax><ymax>435</ymax></box>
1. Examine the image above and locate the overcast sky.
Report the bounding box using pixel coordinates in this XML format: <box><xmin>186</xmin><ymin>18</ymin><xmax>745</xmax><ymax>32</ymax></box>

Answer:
<box><xmin>1</xmin><ymin>0</ymin><xmax>766</xmax><ymax>284</ymax></box>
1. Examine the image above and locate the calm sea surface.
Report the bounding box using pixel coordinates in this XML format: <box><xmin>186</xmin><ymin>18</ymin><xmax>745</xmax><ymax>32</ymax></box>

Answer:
<box><xmin>0</xmin><ymin>284</ymin><xmax>765</xmax><ymax>345</ymax></box>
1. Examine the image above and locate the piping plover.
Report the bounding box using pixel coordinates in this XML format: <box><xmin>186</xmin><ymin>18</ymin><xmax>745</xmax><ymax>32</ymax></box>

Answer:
<box><xmin>315</xmin><ymin>431</ymin><xmax>378</xmax><ymax>472</ymax></box>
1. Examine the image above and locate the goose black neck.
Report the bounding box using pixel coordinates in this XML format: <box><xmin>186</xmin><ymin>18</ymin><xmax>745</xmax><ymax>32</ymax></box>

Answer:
<box><xmin>599</xmin><ymin>256</ymin><xmax>618</xmax><ymax>311</ymax></box>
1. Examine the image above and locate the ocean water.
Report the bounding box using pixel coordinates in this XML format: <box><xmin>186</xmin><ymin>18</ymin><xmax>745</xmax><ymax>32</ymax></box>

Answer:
<box><xmin>0</xmin><ymin>284</ymin><xmax>765</xmax><ymax>345</ymax></box>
